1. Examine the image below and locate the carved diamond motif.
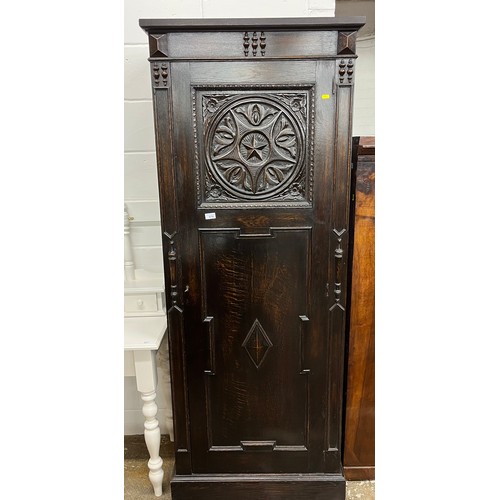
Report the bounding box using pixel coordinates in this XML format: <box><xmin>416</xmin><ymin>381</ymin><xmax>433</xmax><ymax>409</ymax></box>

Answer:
<box><xmin>242</xmin><ymin>319</ymin><xmax>273</xmax><ymax>369</ymax></box>
<box><xmin>338</xmin><ymin>31</ymin><xmax>356</xmax><ymax>55</ymax></box>
<box><xmin>148</xmin><ymin>34</ymin><xmax>168</xmax><ymax>58</ymax></box>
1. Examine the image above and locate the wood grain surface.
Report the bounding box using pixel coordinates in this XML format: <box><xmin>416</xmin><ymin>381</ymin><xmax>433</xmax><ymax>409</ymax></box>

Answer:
<box><xmin>344</xmin><ymin>136</ymin><xmax>375</xmax><ymax>480</ymax></box>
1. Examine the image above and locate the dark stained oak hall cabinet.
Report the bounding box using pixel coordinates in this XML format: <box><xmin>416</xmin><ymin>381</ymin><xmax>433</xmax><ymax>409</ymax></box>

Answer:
<box><xmin>140</xmin><ymin>17</ymin><xmax>365</xmax><ymax>500</ymax></box>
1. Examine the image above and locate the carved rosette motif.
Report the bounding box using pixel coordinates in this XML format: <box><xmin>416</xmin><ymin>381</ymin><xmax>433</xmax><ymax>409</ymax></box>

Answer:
<box><xmin>206</xmin><ymin>98</ymin><xmax>303</xmax><ymax>200</ymax></box>
<box><xmin>194</xmin><ymin>89</ymin><xmax>313</xmax><ymax>207</ymax></box>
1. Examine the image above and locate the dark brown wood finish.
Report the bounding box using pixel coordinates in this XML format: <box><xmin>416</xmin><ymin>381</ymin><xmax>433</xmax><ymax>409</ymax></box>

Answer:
<box><xmin>171</xmin><ymin>474</ymin><xmax>346</xmax><ymax>500</ymax></box>
<box><xmin>344</xmin><ymin>137</ymin><xmax>375</xmax><ymax>481</ymax></box>
<box><xmin>140</xmin><ymin>17</ymin><xmax>365</xmax><ymax>499</ymax></box>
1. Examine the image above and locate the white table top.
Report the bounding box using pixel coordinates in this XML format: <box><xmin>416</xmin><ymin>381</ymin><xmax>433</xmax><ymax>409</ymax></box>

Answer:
<box><xmin>124</xmin><ymin>269</ymin><xmax>164</xmax><ymax>293</ymax></box>
<box><xmin>124</xmin><ymin>315</ymin><xmax>168</xmax><ymax>351</ymax></box>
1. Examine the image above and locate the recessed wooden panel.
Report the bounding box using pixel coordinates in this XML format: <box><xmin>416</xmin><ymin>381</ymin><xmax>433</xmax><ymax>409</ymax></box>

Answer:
<box><xmin>199</xmin><ymin>228</ymin><xmax>311</xmax><ymax>449</ymax></box>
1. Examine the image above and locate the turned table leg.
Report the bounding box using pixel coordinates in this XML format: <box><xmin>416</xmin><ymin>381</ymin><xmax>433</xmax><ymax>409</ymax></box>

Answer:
<box><xmin>134</xmin><ymin>350</ymin><xmax>164</xmax><ymax>496</ymax></box>
<box><xmin>141</xmin><ymin>389</ymin><xmax>164</xmax><ymax>496</ymax></box>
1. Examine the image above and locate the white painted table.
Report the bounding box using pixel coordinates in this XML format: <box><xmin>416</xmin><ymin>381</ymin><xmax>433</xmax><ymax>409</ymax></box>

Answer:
<box><xmin>124</xmin><ymin>315</ymin><xmax>168</xmax><ymax>497</ymax></box>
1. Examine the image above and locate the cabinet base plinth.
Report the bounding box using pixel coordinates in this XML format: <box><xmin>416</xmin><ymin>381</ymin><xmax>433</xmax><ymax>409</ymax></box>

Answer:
<box><xmin>171</xmin><ymin>473</ymin><xmax>346</xmax><ymax>499</ymax></box>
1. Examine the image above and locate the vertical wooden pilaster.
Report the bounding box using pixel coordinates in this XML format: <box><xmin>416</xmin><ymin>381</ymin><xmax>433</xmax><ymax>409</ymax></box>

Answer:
<box><xmin>149</xmin><ymin>45</ymin><xmax>192</xmax><ymax>474</ymax></box>
<box><xmin>325</xmin><ymin>53</ymin><xmax>357</xmax><ymax>473</ymax></box>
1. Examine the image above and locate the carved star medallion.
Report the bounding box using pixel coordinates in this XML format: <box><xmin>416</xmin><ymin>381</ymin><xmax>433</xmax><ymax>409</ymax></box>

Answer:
<box><xmin>240</xmin><ymin>132</ymin><xmax>270</xmax><ymax>163</ymax></box>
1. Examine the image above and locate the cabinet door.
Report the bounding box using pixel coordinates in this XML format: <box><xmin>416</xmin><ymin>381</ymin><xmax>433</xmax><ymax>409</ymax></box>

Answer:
<box><xmin>165</xmin><ymin>60</ymin><xmax>347</xmax><ymax>474</ymax></box>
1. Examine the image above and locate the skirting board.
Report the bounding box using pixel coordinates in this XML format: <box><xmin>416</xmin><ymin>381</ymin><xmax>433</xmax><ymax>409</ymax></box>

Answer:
<box><xmin>124</xmin><ymin>434</ymin><xmax>173</xmax><ymax>460</ymax></box>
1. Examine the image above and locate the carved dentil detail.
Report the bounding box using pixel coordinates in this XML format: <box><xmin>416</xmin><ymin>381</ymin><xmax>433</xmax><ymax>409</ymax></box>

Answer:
<box><xmin>152</xmin><ymin>62</ymin><xmax>169</xmax><ymax>87</ymax></box>
<box><xmin>243</xmin><ymin>31</ymin><xmax>266</xmax><ymax>56</ymax></box>
<box><xmin>338</xmin><ymin>59</ymin><xmax>354</xmax><ymax>84</ymax></box>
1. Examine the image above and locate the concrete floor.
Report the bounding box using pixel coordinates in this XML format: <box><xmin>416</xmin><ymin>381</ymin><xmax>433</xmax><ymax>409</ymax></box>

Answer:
<box><xmin>124</xmin><ymin>449</ymin><xmax>375</xmax><ymax>500</ymax></box>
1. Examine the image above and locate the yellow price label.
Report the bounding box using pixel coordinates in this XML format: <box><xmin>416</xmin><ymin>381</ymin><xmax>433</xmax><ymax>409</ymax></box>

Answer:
<box><xmin>321</xmin><ymin>94</ymin><xmax>330</xmax><ymax>100</ymax></box>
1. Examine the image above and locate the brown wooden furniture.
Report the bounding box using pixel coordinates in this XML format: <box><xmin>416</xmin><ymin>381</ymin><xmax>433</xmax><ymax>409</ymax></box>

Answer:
<box><xmin>344</xmin><ymin>137</ymin><xmax>375</xmax><ymax>480</ymax></box>
<box><xmin>139</xmin><ymin>17</ymin><xmax>365</xmax><ymax>499</ymax></box>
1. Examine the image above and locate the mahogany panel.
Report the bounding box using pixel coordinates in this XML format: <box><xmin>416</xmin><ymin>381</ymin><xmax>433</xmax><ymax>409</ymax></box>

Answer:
<box><xmin>343</xmin><ymin>136</ymin><xmax>375</xmax><ymax>480</ymax></box>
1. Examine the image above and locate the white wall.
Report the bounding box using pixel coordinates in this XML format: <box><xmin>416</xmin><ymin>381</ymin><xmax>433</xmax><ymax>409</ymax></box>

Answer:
<box><xmin>124</xmin><ymin>0</ymin><xmax>374</xmax><ymax>435</ymax></box>
<box><xmin>352</xmin><ymin>36</ymin><xmax>375</xmax><ymax>137</ymax></box>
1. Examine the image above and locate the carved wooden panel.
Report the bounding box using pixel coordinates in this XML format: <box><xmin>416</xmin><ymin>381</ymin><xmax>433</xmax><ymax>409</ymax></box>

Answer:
<box><xmin>193</xmin><ymin>87</ymin><xmax>315</xmax><ymax>208</ymax></box>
